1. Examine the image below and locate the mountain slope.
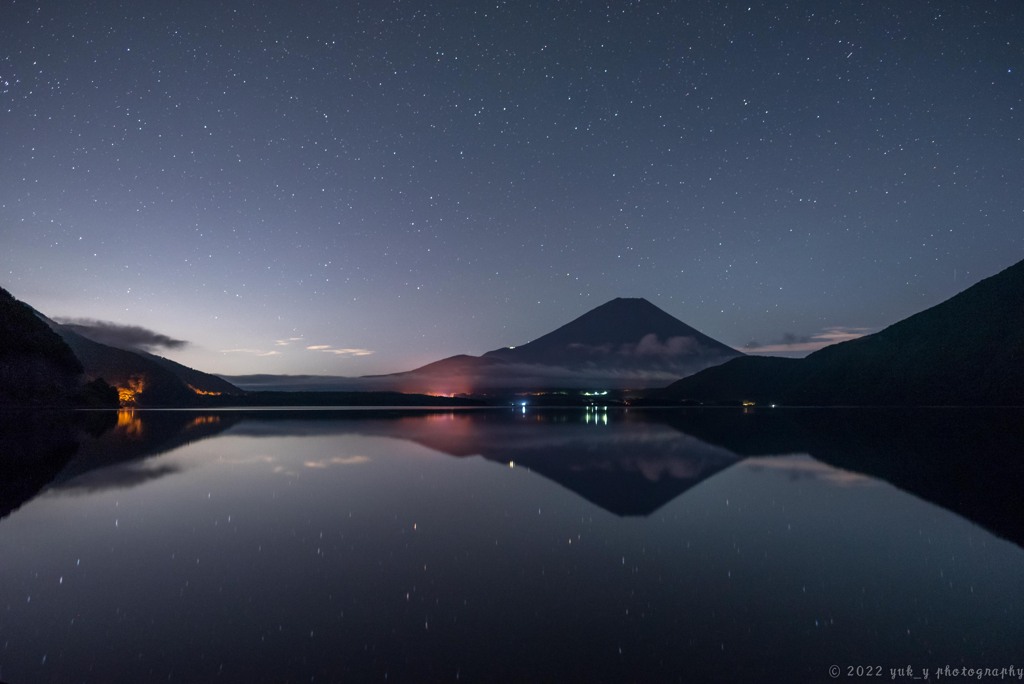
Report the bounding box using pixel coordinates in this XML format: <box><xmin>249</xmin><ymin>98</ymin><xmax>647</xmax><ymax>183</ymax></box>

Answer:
<box><xmin>370</xmin><ymin>298</ymin><xmax>743</xmax><ymax>393</ymax></box>
<box><xmin>50</xmin><ymin>325</ymin><xmax>241</xmax><ymax>406</ymax></box>
<box><xmin>135</xmin><ymin>350</ymin><xmax>241</xmax><ymax>396</ymax></box>
<box><xmin>484</xmin><ymin>297</ymin><xmax>738</xmax><ymax>365</ymax></box>
<box><xmin>664</xmin><ymin>258</ymin><xmax>1024</xmax><ymax>405</ymax></box>
<box><xmin>0</xmin><ymin>286</ymin><xmax>84</xmax><ymax>406</ymax></box>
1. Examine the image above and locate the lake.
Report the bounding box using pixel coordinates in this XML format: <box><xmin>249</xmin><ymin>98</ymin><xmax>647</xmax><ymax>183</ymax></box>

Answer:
<box><xmin>1</xmin><ymin>407</ymin><xmax>1022</xmax><ymax>683</ymax></box>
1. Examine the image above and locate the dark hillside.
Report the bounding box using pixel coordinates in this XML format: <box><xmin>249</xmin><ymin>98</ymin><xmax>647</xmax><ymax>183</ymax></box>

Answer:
<box><xmin>664</xmin><ymin>258</ymin><xmax>1024</xmax><ymax>405</ymax></box>
<box><xmin>0</xmin><ymin>286</ymin><xmax>82</xmax><ymax>406</ymax></box>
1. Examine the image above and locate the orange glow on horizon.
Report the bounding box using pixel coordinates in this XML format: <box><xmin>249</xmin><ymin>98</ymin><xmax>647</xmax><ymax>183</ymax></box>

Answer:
<box><xmin>188</xmin><ymin>384</ymin><xmax>223</xmax><ymax>396</ymax></box>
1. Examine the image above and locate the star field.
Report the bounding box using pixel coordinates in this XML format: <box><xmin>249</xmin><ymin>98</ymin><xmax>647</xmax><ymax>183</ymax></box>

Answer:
<box><xmin>2</xmin><ymin>1</ymin><xmax>1022</xmax><ymax>375</ymax></box>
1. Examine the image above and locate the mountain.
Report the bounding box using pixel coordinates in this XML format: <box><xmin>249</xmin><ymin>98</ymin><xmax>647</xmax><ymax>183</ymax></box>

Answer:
<box><xmin>0</xmin><ymin>286</ymin><xmax>97</xmax><ymax>406</ymax></box>
<box><xmin>663</xmin><ymin>258</ymin><xmax>1024</xmax><ymax>406</ymax></box>
<box><xmin>133</xmin><ymin>349</ymin><xmax>241</xmax><ymax>396</ymax></box>
<box><xmin>48</xmin><ymin>324</ymin><xmax>242</xmax><ymax>407</ymax></box>
<box><xmin>365</xmin><ymin>298</ymin><xmax>743</xmax><ymax>394</ymax></box>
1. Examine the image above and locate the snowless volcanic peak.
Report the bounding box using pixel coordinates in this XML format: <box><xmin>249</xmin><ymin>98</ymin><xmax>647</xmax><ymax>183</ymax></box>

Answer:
<box><xmin>377</xmin><ymin>297</ymin><xmax>743</xmax><ymax>393</ymax></box>
<box><xmin>483</xmin><ymin>297</ymin><xmax>740</xmax><ymax>364</ymax></box>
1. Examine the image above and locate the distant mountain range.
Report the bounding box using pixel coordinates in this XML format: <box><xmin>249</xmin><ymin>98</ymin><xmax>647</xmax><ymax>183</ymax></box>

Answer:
<box><xmin>5</xmin><ymin>256</ymin><xmax>1024</xmax><ymax>406</ymax></box>
<box><xmin>661</xmin><ymin>257</ymin><xmax>1024</xmax><ymax>406</ymax></box>
<box><xmin>228</xmin><ymin>298</ymin><xmax>743</xmax><ymax>394</ymax></box>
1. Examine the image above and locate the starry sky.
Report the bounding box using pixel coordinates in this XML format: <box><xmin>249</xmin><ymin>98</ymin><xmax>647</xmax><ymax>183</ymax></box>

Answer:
<box><xmin>2</xmin><ymin>1</ymin><xmax>1022</xmax><ymax>377</ymax></box>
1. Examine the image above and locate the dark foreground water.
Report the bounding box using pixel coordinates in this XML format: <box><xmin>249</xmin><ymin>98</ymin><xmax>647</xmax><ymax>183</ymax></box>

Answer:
<box><xmin>1</xmin><ymin>407</ymin><xmax>1022</xmax><ymax>683</ymax></box>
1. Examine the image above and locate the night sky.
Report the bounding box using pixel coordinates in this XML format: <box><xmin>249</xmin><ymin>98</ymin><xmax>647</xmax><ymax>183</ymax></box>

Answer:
<box><xmin>2</xmin><ymin>1</ymin><xmax>1022</xmax><ymax>377</ymax></box>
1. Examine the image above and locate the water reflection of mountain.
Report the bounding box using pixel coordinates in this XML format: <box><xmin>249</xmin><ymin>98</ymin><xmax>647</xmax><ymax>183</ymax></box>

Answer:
<box><xmin>216</xmin><ymin>409</ymin><xmax>745</xmax><ymax>515</ymax></box>
<box><xmin>667</xmin><ymin>408</ymin><xmax>1024</xmax><ymax>548</ymax></box>
<box><xmin>0</xmin><ymin>409</ymin><xmax>239</xmax><ymax>517</ymax></box>
<box><xmin>2</xmin><ymin>408</ymin><xmax>1022</xmax><ymax>548</ymax></box>
<box><xmin>382</xmin><ymin>410</ymin><xmax>745</xmax><ymax>516</ymax></box>
<box><xmin>0</xmin><ymin>411</ymin><xmax>87</xmax><ymax>520</ymax></box>
<box><xmin>49</xmin><ymin>409</ymin><xmax>241</xmax><ymax>491</ymax></box>
<box><xmin>284</xmin><ymin>408</ymin><xmax>1024</xmax><ymax>544</ymax></box>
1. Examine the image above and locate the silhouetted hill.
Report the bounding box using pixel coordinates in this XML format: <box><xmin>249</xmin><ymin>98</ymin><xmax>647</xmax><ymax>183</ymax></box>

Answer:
<box><xmin>0</xmin><ymin>286</ymin><xmax>85</xmax><ymax>406</ymax></box>
<box><xmin>49</xmin><ymin>325</ymin><xmax>241</xmax><ymax>407</ymax></box>
<box><xmin>1</xmin><ymin>286</ymin><xmax>234</xmax><ymax>407</ymax></box>
<box><xmin>135</xmin><ymin>350</ymin><xmax>241</xmax><ymax>395</ymax></box>
<box><xmin>53</xmin><ymin>326</ymin><xmax>197</xmax><ymax>406</ymax></box>
<box><xmin>367</xmin><ymin>298</ymin><xmax>742</xmax><ymax>394</ymax></box>
<box><xmin>663</xmin><ymin>259</ymin><xmax>1024</xmax><ymax>405</ymax></box>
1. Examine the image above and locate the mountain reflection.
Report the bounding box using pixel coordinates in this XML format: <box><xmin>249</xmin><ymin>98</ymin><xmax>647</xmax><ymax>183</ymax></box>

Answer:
<box><xmin>0</xmin><ymin>409</ymin><xmax>239</xmax><ymax>516</ymax></box>
<box><xmin>50</xmin><ymin>409</ymin><xmax>240</xmax><ymax>490</ymax></box>
<box><xmin>0</xmin><ymin>410</ymin><xmax>93</xmax><ymax>519</ymax></box>
<box><xmin>2</xmin><ymin>407</ymin><xmax>1022</xmax><ymax>547</ymax></box>
<box><xmin>666</xmin><ymin>407</ymin><xmax>1024</xmax><ymax>547</ymax></box>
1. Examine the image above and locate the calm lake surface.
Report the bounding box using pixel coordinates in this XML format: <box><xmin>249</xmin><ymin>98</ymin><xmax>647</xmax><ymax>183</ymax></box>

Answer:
<box><xmin>1</xmin><ymin>407</ymin><xmax>1022</xmax><ymax>683</ymax></box>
